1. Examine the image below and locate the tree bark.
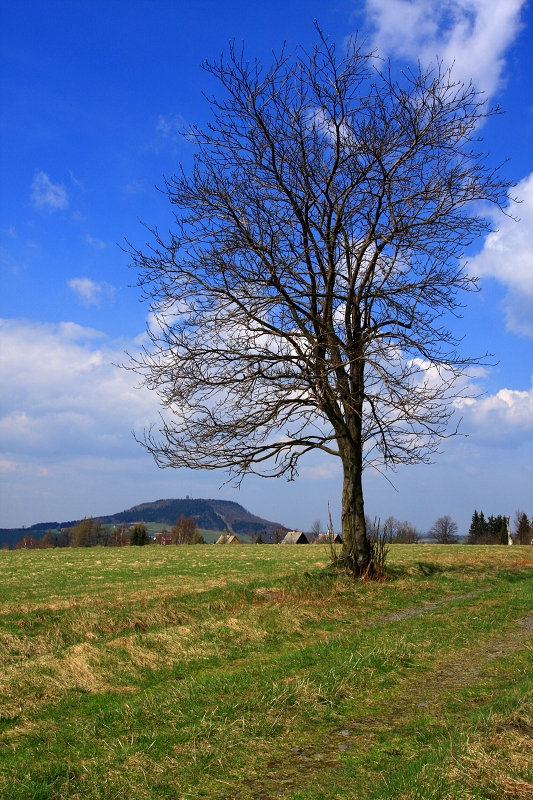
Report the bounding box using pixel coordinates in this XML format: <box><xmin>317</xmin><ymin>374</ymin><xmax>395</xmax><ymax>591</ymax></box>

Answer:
<box><xmin>340</xmin><ymin>446</ymin><xmax>371</xmax><ymax>574</ymax></box>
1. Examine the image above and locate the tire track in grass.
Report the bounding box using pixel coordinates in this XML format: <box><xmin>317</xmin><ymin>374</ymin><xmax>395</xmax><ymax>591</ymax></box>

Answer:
<box><xmin>243</xmin><ymin>597</ymin><xmax>533</xmax><ymax>800</ymax></box>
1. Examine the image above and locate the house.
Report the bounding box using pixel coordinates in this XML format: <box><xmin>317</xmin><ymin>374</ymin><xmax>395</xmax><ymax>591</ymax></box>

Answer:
<box><xmin>280</xmin><ymin>530</ymin><xmax>309</xmax><ymax>544</ymax></box>
<box><xmin>154</xmin><ymin>532</ymin><xmax>173</xmax><ymax>545</ymax></box>
<box><xmin>215</xmin><ymin>533</ymin><xmax>240</xmax><ymax>544</ymax></box>
<box><xmin>314</xmin><ymin>532</ymin><xmax>342</xmax><ymax>545</ymax></box>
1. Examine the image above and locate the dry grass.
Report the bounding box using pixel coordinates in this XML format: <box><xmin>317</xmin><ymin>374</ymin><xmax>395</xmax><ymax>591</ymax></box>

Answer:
<box><xmin>450</xmin><ymin>696</ymin><xmax>533</xmax><ymax>799</ymax></box>
<box><xmin>1</xmin><ymin>545</ymin><xmax>533</xmax><ymax>799</ymax></box>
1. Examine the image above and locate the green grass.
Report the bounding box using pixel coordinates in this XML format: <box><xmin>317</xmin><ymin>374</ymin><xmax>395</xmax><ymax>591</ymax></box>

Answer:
<box><xmin>1</xmin><ymin>544</ymin><xmax>532</xmax><ymax>799</ymax></box>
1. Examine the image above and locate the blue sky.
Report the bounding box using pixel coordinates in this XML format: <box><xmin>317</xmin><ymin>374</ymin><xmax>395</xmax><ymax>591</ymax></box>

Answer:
<box><xmin>1</xmin><ymin>0</ymin><xmax>532</xmax><ymax>532</ymax></box>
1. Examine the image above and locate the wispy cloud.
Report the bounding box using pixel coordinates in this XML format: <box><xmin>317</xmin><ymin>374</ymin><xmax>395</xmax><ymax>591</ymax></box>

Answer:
<box><xmin>363</xmin><ymin>0</ymin><xmax>526</xmax><ymax>97</ymax></box>
<box><xmin>469</xmin><ymin>172</ymin><xmax>533</xmax><ymax>337</ymax></box>
<box><xmin>31</xmin><ymin>171</ymin><xmax>69</xmax><ymax>211</ymax></box>
<box><xmin>67</xmin><ymin>277</ymin><xmax>115</xmax><ymax>307</ymax></box>
<box><xmin>156</xmin><ymin>113</ymin><xmax>185</xmax><ymax>137</ymax></box>
<box><xmin>156</xmin><ymin>115</ymin><xmax>173</xmax><ymax>135</ymax></box>
<box><xmin>68</xmin><ymin>170</ymin><xmax>84</xmax><ymax>189</ymax></box>
<box><xmin>84</xmin><ymin>234</ymin><xmax>107</xmax><ymax>249</ymax></box>
<box><xmin>124</xmin><ymin>180</ymin><xmax>147</xmax><ymax>196</ymax></box>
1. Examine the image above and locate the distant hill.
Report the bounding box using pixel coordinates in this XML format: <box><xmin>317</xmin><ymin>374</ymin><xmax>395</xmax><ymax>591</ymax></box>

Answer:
<box><xmin>98</xmin><ymin>498</ymin><xmax>285</xmax><ymax>536</ymax></box>
<box><xmin>0</xmin><ymin>498</ymin><xmax>287</xmax><ymax>546</ymax></box>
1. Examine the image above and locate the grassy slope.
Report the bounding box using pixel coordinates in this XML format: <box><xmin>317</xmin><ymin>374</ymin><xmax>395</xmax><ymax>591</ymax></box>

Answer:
<box><xmin>0</xmin><ymin>545</ymin><xmax>532</xmax><ymax>799</ymax></box>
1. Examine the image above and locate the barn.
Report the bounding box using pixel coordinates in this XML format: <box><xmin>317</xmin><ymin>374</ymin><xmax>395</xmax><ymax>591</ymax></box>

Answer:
<box><xmin>215</xmin><ymin>533</ymin><xmax>240</xmax><ymax>544</ymax></box>
<box><xmin>280</xmin><ymin>530</ymin><xmax>309</xmax><ymax>544</ymax></box>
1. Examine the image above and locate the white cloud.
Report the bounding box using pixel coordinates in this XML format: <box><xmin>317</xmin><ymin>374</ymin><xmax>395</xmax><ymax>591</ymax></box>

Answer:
<box><xmin>67</xmin><ymin>277</ymin><xmax>115</xmax><ymax>306</ymax></box>
<box><xmin>57</xmin><ymin>321</ymin><xmax>107</xmax><ymax>340</ymax></box>
<box><xmin>456</xmin><ymin>379</ymin><xmax>533</xmax><ymax>446</ymax></box>
<box><xmin>469</xmin><ymin>172</ymin><xmax>533</xmax><ymax>337</ymax></box>
<box><xmin>0</xmin><ymin>318</ymin><xmax>160</xmax><ymax>461</ymax></box>
<box><xmin>0</xmin><ymin>319</ymin><xmax>530</xmax><ymax>530</ymax></box>
<box><xmin>31</xmin><ymin>170</ymin><xmax>69</xmax><ymax>211</ymax></box>
<box><xmin>364</xmin><ymin>0</ymin><xmax>525</xmax><ymax>97</ymax></box>
<box><xmin>0</xmin><ymin>318</ymin><xmax>196</xmax><ymax>527</ymax></box>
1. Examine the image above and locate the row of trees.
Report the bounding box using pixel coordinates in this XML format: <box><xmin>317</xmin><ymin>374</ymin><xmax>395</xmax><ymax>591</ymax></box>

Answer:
<box><xmin>10</xmin><ymin>519</ymin><xmax>136</xmax><ymax>549</ymax></box>
<box><xmin>8</xmin><ymin>510</ymin><xmax>530</xmax><ymax>550</ymax></box>
<box><xmin>8</xmin><ymin>515</ymin><xmax>206</xmax><ymax>549</ymax></box>
<box><xmin>467</xmin><ymin>511</ymin><xmax>508</xmax><ymax>545</ymax></box>
<box><xmin>377</xmin><ymin>515</ymin><xmax>458</xmax><ymax>544</ymax></box>
<box><xmin>311</xmin><ymin>514</ymin><xmax>449</xmax><ymax>544</ymax></box>
<box><xmin>382</xmin><ymin>517</ymin><xmax>421</xmax><ymax>544</ymax></box>
<box><xmin>468</xmin><ymin>510</ymin><xmax>532</xmax><ymax>545</ymax></box>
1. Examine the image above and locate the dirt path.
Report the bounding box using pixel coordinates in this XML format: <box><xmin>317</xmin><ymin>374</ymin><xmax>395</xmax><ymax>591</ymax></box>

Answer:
<box><xmin>243</xmin><ymin>593</ymin><xmax>533</xmax><ymax>800</ymax></box>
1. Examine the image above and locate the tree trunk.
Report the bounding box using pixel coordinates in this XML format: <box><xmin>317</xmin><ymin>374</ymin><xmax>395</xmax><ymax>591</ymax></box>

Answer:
<box><xmin>340</xmin><ymin>448</ymin><xmax>371</xmax><ymax>575</ymax></box>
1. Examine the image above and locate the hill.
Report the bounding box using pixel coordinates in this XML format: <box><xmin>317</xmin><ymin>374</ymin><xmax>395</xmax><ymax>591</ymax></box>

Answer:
<box><xmin>0</xmin><ymin>498</ymin><xmax>286</xmax><ymax>546</ymax></box>
<box><xmin>100</xmin><ymin>498</ymin><xmax>285</xmax><ymax>536</ymax></box>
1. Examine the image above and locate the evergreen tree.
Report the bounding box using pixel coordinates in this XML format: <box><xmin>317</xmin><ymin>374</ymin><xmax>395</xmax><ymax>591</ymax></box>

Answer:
<box><xmin>486</xmin><ymin>514</ymin><xmax>506</xmax><ymax>545</ymax></box>
<box><xmin>498</xmin><ymin>516</ymin><xmax>508</xmax><ymax>545</ymax></box>
<box><xmin>469</xmin><ymin>511</ymin><xmax>509</xmax><ymax>545</ymax></box>
<box><xmin>130</xmin><ymin>522</ymin><xmax>148</xmax><ymax>546</ymax></box>
<box><xmin>467</xmin><ymin>510</ymin><xmax>480</xmax><ymax>544</ymax></box>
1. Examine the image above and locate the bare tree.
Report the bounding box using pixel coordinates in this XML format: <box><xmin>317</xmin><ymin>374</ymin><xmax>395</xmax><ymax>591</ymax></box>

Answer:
<box><xmin>428</xmin><ymin>515</ymin><xmax>459</xmax><ymax>544</ymax></box>
<box><xmin>109</xmin><ymin>523</ymin><xmax>130</xmax><ymax>546</ymax></box>
<box><xmin>128</xmin><ymin>29</ymin><xmax>511</xmax><ymax>575</ymax></box>
<box><xmin>383</xmin><ymin>516</ymin><xmax>420</xmax><ymax>543</ymax></box>
<box><xmin>382</xmin><ymin>516</ymin><xmax>398</xmax><ymax>543</ymax></box>
<box><xmin>38</xmin><ymin>530</ymin><xmax>56</xmax><ymax>549</ymax></box>
<box><xmin>273</xmin><ymin>526</ymin><xmax>285</xmax><ymax>544</ymax></box>
<box><xmin>14</xmin><ymin>535</ymin><xmax>40</xmax><ymax>550</ymax></box>
<box><xmin>310</xmin><ymin>518</ymin><xmax>322</xmax><ymax>542</ymax></box>
<box><xmin>395</xmin><ymin>521</ymin><xmax>420</xmax><ymax>544</ymax></box>
<box><xmin>514</xmin><ymin>510</ymin><xmax>531</xmax><ymax>546</ymax></box>
<box><xmin>171</xmin><ymin>515</ymin><xmax>200</xmax><ymax>544</ymax></box>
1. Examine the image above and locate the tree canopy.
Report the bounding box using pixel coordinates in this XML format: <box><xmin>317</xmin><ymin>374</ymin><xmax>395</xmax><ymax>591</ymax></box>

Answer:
<box><xmin>128</xmin><ymin>29</ymin><xmax>511</xmax><ymax>574</ymax></box>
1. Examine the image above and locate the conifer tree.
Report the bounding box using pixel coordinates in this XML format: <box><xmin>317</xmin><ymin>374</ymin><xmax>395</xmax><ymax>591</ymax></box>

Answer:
<box><xmin>467</xmin><ymin>510</ymin><xmax>480</xmax><ymax>544</ymax></box>
<box><xmin>498</xmin><ymin>516</ymin><xmax>508</xmax><ymax>545</ymax></box>
<box><xmin>130</xmin><ymin>522</ymin><xmax>149</xmax><ymax>546</ymax></box>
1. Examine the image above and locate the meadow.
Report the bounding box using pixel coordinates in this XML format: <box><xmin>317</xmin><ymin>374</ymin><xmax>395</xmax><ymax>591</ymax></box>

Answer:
<box><xmin>0</xmin><ymin>544</ymin><xmax>532</xmax><ymax>799</ymax></box>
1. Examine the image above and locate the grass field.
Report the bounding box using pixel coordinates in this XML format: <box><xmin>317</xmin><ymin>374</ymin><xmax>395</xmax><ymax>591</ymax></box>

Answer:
<box><xmin>1</xmin><ymin>544</ymin><xmax>532</xmax><ymax>799</ymax></box>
